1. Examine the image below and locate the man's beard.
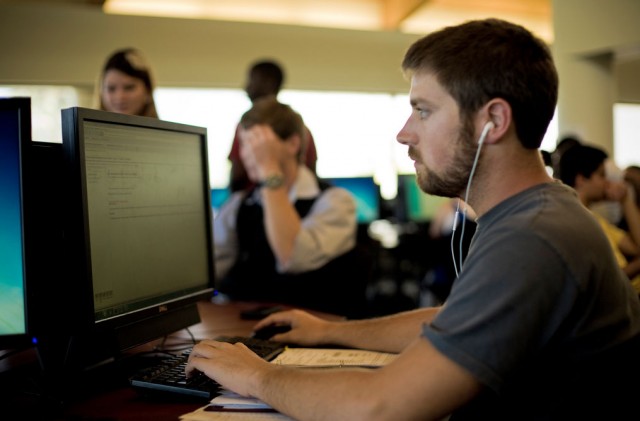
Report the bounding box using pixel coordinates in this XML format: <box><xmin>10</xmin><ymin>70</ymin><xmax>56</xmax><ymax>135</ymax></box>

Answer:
<box><xmin>414</xmin><ymin>120</ymin><xmax>478</xmax><ymax>198</ymax></box>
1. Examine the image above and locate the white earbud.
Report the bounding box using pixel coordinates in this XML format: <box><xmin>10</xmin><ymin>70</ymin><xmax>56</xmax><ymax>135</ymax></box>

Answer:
<box><xmin>477</xmin><ymin>121</ymin><xmax>494</xmax><ymax>145</ymax></box>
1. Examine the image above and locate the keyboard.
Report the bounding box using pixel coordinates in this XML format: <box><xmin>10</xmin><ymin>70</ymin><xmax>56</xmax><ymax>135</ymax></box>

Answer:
<box><xmin>129</xmin><ymin>335</ymin><xmax>286</xmax><ymax>400</ymax></box>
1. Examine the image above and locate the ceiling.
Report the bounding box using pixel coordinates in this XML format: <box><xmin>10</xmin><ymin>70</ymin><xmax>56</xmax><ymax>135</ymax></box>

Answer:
<box><xmin>24</xmin><ymin>0</ymin><xmax>553</xmax><ymax>43</ymax></box>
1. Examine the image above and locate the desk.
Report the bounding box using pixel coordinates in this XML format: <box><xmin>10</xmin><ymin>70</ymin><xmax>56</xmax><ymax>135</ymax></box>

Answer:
<box><xmin>0</xmin><ymin>300</ymin><xmax>341</xmax><ymax>421</ymax></box>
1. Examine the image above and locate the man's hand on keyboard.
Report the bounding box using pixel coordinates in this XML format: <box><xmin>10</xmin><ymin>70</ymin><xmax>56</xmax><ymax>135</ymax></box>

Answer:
<box><xmin>186</xmin><ymin>339</ymin><xmax>275</xmax><ymax>398</ymax></box>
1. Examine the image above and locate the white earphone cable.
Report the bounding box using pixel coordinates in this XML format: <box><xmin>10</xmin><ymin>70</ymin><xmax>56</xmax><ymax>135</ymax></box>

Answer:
<box><xmin>451</xmin><ymin>122</ymin><xmax>492</xmax><ymax>277</ymax></box>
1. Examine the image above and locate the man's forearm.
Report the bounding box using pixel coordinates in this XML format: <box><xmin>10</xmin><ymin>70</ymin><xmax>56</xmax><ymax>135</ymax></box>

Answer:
<box><xmin>323</xmin><ymin>307</ymin><xmax>440</xmax><ymax>353</ymax></box>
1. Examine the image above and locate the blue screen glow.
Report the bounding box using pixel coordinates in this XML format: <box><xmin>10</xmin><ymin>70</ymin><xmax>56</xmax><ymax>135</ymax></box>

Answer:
<box><xmin>326</xmin><ymin>177</ymin><xmax>380</xmax><ymax>224</ymax></box>
<box><xmin>0</xmin><ymin>109</ymin><xmax>27</xmax><ymax>335</ymax></box>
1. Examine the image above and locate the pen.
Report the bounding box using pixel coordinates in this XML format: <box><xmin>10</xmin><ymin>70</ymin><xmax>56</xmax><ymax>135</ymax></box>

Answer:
<box><xmin>205</xmin><ymin>405</ymin><xmax>278</xmax><ymax>413</ymax></box>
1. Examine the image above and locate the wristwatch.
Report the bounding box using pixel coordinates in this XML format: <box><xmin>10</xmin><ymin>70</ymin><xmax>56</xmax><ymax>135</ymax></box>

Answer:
<box><xmin>258</xmin><ymin>173</ymin><xmax>285</xmax><ymax>190</ymax></box>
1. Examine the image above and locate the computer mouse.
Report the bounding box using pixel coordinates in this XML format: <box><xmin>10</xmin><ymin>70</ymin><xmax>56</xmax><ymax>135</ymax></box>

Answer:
<box><xmin>252</xmin><ymin>324</ymin><xmax>292</xmax><ymax>340</ymax></box>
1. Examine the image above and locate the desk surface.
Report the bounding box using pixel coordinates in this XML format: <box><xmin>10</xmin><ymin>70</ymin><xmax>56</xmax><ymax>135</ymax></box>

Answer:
<box><xmin>0</xmin><ymin>300</ymin><xmax>341</xmax><ymax>421</ymax></box>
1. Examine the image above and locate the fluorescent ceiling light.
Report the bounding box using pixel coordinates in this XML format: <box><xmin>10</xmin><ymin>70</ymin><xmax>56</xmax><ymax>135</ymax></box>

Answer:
<box><xmin>103</xmin><ymin>0</ymin><xmax>553</xmax><ymax>43</ymax></box>
<box><xmin>104</xmin><ymin>0</ymin><xmax>384</xmax><ymax>31</ymax></box>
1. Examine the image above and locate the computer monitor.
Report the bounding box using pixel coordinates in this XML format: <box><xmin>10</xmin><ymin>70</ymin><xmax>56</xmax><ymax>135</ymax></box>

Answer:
<box><xmin>396</xmin><ymin>173</ymin><xmax>449</xmax><ymax>223</ymax></box>
<box><xmin>56</xmin><ymin>107</ymin><xmax>215</xmax><ymax>369</ymax></box>
<box><xmin>324</xmin><ymin>176</ymin><xmax>380</xmax><ymax>224</ymax></box>
<box><xmin>0</xmin><ymin>97</ymin><xmax>33</xmax><ymax>351</ymax></box>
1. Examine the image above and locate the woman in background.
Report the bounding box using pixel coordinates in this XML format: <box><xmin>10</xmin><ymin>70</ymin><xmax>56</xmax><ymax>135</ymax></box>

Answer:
<box><xmin>94</xmin><ymin>47</ymin><xmax>158</xmax><ymax>118</ymax></box>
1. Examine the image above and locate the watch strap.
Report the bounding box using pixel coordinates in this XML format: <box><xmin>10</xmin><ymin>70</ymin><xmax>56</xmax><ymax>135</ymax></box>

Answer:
<box><xmin>258</xmin><ymin>173</ymin><xmax>285</xmax><ymax>189</ymax></box>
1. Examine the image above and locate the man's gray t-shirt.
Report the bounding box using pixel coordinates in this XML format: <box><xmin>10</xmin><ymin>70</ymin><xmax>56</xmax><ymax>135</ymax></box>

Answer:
<box><xmin>423</xmin><ymin>182</ymin><xmax>640</xmax><ymax>417</ymax></box>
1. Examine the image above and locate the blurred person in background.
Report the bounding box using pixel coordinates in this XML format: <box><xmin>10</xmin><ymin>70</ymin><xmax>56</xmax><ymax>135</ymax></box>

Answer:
<box><xmin>94</xmin><ymin>47</ymin><xmax>159</xmax><ymax>118</ymax></box>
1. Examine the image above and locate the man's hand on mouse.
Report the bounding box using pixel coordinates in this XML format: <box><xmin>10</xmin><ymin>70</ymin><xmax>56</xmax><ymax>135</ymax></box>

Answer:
<box><xmin>252</xmin><ymin>309</ymin><xmax>333</xmax><ymax>346</ymax></box>
<box><xmin>252</xmin><ymin>324</ymin><xmax>292</xmax><ymax>340</ymax></box>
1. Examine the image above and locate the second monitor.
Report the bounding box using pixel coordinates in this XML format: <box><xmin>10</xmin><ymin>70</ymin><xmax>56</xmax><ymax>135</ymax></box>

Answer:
<box><xmin>323</xmin><ymin>176</ymin><xmax>381</xmax><ymax>224</ymax></box>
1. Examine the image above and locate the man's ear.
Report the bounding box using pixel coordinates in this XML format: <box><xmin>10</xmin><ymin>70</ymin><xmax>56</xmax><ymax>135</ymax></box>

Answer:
<box><xmin>478</xmin><ymin>98</ymin><xmax>512</xmax><ymax>145</ymax></box>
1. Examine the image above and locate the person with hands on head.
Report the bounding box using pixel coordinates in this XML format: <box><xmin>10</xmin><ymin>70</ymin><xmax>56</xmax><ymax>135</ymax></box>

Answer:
<box><xmin>189</xmin><ymin>19</ymin><xmax>640</xmax><ymax>420</ymax></box>
<box><xmin>213</xmin><ymin>98</ymin><xmax>362</xmax><ymax>317</ymax></box>
<box><xmin>239</xmin><ymin>121</ymin><xmax>302</xmax><ymax>266</ymax></box>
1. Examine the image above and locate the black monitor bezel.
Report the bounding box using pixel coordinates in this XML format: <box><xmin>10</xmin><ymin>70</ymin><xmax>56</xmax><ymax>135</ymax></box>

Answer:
<box><xmin>60</xmin><ymin>107</ymin><xmax>215</xmax><ymax>346</ymax></box>
<box><xmin>0</xmin><ymin>97</ymin><xmax>33</xmax><ymax>351</ymax></box>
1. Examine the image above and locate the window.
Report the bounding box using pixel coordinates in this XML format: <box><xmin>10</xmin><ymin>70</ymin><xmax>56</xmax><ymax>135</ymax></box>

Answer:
<box><xmin>614</xmin><ymin>103</ymin><xmax>640</xmax><ymax>169</ymax></box>
<box><xmin>0</xmin><ymin>85</ymin><xmax>560</xmax><ymax>199</ymax></box>
<box><xmin>155</xmin><ymin>88</ymin><xmax>412</xmax><ymax>198</ymax></box>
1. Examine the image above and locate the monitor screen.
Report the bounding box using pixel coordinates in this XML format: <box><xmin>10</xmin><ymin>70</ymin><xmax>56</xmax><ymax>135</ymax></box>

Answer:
<box><xmin>59</xmin><ymin>108</ymin><xmax>215</xmax><ymax>365</ymax></box>
<box><xmin>0</xmin><ymin>97</ymin><xmax>32</xmax><ymax>351</ymax></box>
<box><xmin>396</xmin><ymin>173</ymin><xmax>449</xmax><ymax>223</ymax></box>
<box><xmin>324</xmin><ymin>176</ymin><xmax>380</xmax><ymax>224</ymax></box>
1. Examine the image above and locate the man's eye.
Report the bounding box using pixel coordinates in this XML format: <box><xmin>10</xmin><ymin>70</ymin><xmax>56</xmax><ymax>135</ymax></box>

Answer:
<box><xmin>416</xmin><ymin>108</ymin><xmax>429</xmax><ymax>119</ymax></box>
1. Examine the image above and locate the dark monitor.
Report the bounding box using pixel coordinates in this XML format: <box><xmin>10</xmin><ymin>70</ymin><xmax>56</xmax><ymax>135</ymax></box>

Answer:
<box><xmin>324</xmin><ymin>176</ymin><xmax>380</xmax><ymax>224</ymax></box>
<box><xmin>396</xmin><ymin>173</ymin><xmax>448</xmax><ymax>223</ymax></box>
<box><xmin>57</xmin><ymin>107</ymin><xmax>215</xmax><ymax>369</ymax></box>
<box><xmin>0</xmin><ymin>97</ymin><xmax>33</xmax><ymax>351</ymax></box>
